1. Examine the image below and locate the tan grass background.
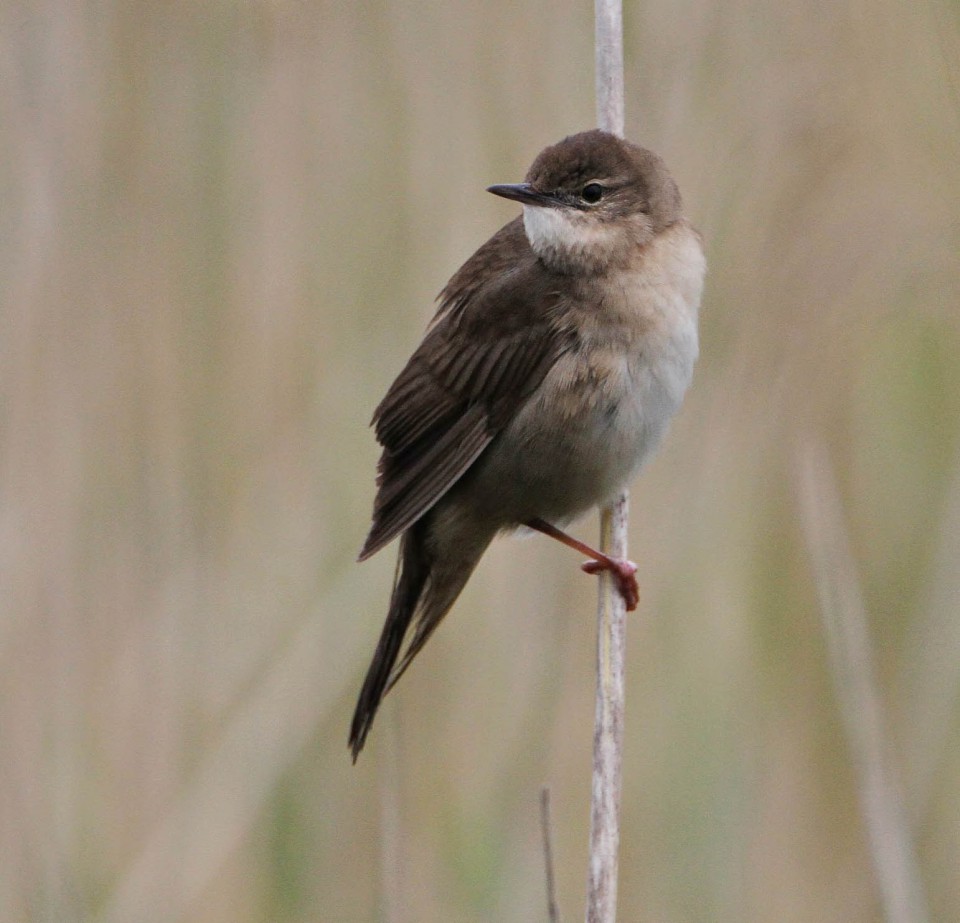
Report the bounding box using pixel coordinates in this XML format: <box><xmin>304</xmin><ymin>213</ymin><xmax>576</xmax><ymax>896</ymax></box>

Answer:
<box><xmin>2</xmin><ymin>1</ymin><xmax>959</xmax><ymax>920</ymax></box>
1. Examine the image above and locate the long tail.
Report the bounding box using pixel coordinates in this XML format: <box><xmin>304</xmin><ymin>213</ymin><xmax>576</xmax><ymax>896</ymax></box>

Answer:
<box><xmin>349</xmin><ymin>521</ymin><xmax>489</xmax><ymax>761</ymax></box>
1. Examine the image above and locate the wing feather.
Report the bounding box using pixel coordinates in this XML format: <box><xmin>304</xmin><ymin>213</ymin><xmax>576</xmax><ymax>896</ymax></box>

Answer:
<box><xmin>359</xmin><ymin>218</ymin><xmax>574</xmax><ymax>559</ymax></box>
<box><xmin>361</xmin><ymin>404</ymin><xmax>491</xmax><ymax>555</ymax></box>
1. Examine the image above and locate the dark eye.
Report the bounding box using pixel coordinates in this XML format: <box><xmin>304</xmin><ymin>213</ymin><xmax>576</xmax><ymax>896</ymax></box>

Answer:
<box><xmin>581</xmin><ymin>183</ymin><xmax>604</xmax><ymax>204</ymax></box>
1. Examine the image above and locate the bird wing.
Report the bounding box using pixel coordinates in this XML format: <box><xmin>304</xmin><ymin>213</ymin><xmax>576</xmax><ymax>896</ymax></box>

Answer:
<box><xmin>358</xmin><ymin>218</ymin><xmax>573</xmax><ymax>560</ymax></box>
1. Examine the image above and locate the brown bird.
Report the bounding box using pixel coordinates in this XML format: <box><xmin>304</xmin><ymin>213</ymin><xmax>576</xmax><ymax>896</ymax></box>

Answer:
<box><xmin>350</xmin><ymin>130</ymin><xmax>705</xmax><ymax>760</ymax></box>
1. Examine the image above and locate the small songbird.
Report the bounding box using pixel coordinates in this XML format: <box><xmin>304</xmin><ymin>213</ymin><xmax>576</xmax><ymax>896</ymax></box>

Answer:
<box><xmin>349</xmin><ymin>130</ymin><xmax>705</xmax><ymax>760</ymax></box>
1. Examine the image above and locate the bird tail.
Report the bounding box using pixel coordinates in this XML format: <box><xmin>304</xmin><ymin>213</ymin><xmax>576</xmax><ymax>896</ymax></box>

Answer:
<box><xmin>349</xmin><ymin>521</ymin><xmax>489</xmax><ymax>761</ymax></box>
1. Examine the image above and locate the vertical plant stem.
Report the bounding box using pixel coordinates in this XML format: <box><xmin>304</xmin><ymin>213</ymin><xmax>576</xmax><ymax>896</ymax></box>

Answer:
<box><xmin>595</xmin><ymin>0</ymin><xmax>625</xmax><ymax>137</ymax></box>
<box><xmin>541</xmin><ymin>787</ymin><xmax>562</xmax><ymax>923</ymax></box>
<box><xmin>797</xmin><ymin>441</ymin><xmax>930</xmax><ymax>923</ymax></box>
<box><xmin>587</xmin><ymin>4</ymin><xmax>627</xmax><ymax>922</ymax></box>
<box><xmin>379</xmin><ymin>713</ymin><xmax>404</xmax><ymax>923</ymax></box>
<box><xmin>586</xmin><ymin>497</ymin><xmax>628</xmax><ymax>923</ymax></box>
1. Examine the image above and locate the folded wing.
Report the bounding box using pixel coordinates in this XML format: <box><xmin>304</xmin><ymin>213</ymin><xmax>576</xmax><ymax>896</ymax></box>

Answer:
<box><xmin>358</xmin><ymin>218</ymin><xmax>573</xmax><ymax>559</ymax></box>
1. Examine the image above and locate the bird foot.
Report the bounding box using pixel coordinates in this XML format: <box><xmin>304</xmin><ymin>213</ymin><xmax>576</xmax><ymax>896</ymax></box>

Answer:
<box><xmin>581</xmin><ymin>557</ymin><xmax>639</xmax><ymax>610</ymax></box>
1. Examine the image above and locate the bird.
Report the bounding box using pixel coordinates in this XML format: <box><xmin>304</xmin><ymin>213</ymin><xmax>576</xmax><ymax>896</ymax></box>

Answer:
<box><xmin>349</xmin><ymin>129</ymin><xmax>705</xmax><ymax>760</ymax></box>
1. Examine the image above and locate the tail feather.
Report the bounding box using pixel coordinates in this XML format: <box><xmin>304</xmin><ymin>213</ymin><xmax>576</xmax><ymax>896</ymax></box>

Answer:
<box><xmin>349</xmin><ymin>527</ymin><xmax>430</xmax><ymax>761</ymax></box>
<box><xmin>349</xmin><ymin>518</ymin><xmax>492</xmax><ymax>761</ymax></box>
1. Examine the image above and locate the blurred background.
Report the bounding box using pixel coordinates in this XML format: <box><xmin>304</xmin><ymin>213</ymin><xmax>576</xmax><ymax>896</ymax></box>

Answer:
<box><xmin>2</xmin><ymin>0</ymin><xmax>959</xmax><ymax>921</ymax></box>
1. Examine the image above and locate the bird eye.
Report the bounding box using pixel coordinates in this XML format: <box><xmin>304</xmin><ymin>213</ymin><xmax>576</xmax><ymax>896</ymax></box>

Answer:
<box><xmin>581</xmin><ymin>183</ymin><xmax>604</xmax><ymax>204</ymax></box>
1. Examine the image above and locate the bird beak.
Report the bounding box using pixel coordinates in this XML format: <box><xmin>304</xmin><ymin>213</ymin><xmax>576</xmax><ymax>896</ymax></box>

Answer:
<box><xmin>486</xmin><ymin>183</ymin><xmax>559</xmax><ymax>207</ymax></box>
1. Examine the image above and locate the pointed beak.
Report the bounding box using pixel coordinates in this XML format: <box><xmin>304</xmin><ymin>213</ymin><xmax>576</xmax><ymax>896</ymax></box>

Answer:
<box><xmin>486</xmin><ymin>183</ymin><xmax>559</xmax><ymax>207</ymax></box>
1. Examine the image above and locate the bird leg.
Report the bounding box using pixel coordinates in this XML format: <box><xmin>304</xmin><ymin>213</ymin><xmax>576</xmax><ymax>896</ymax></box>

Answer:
<box><xmin>525</xmin><ymin>517</ymin><xmax>639</xmax><ymax>610</ymax></box>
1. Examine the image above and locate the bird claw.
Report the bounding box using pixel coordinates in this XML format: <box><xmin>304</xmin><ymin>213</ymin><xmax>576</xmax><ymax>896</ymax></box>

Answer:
<box><xmin>581</xmin><ymin>558</ymin><xmax>639</xmax><ymax>610</ymax></box>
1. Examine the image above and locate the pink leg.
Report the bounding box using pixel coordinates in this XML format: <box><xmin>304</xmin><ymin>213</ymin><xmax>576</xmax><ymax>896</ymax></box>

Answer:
<box><xmin>526</xmin><ymin>518</ymin><xmax>639</xmax><ymax>611</ymax></box>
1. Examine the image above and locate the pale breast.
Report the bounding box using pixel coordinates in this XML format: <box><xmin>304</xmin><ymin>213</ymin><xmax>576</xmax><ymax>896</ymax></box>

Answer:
<box><xmin>454</xmin><ymin>220</ymin><xmax>704</xmax><ymax>527</ymax></box>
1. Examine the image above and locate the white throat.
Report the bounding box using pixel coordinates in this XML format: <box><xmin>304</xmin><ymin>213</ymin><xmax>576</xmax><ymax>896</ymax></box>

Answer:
<box><xmin>522</xmin><ymin>204</ymin><xmax>626</xmax><ymax>273</ymax></box>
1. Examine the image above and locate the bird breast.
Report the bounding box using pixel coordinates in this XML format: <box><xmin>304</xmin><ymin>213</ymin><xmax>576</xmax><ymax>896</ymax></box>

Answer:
<box><xmin>462</xmin><ymin>220</ymin><xmax>704</xmax><ymax>527</ymax></box>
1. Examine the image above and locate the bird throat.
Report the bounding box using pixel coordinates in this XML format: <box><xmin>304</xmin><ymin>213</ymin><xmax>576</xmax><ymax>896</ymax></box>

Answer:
<box><xmin>522</xmin><ymin>204</ymin><xmax>625</xmax><ymax>274</ymax></box>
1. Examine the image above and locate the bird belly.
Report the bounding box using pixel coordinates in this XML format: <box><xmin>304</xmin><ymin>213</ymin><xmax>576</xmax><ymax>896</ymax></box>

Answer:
<box><xmin>460</xmin><ymin>323</ymin><xmax>696</xmax><ymax>527</ymax></box>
